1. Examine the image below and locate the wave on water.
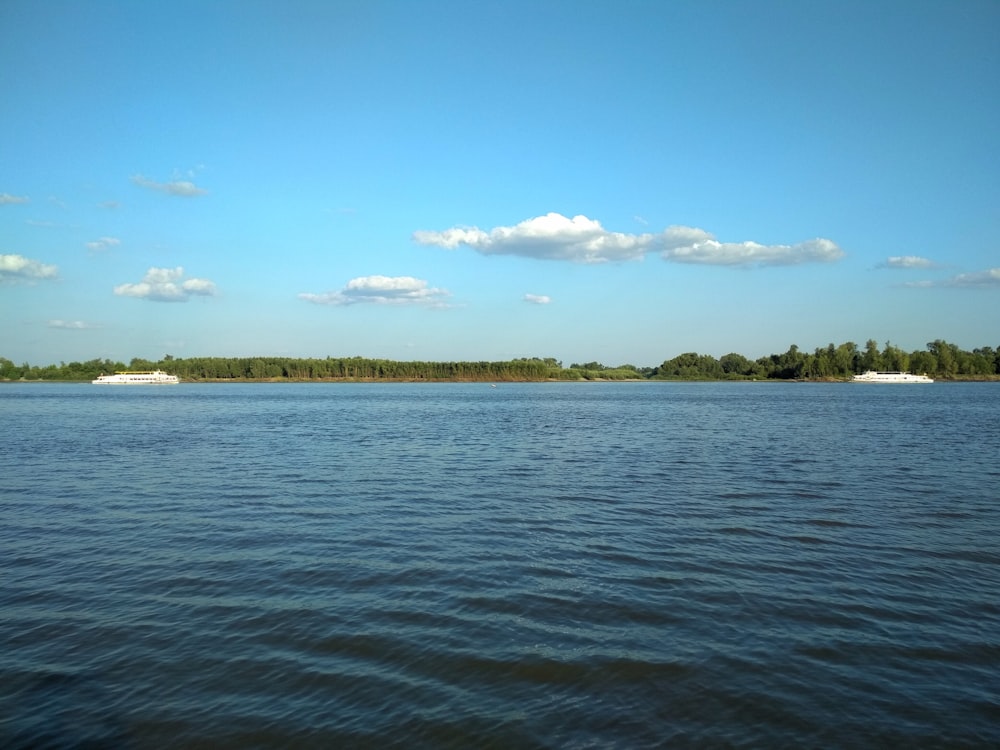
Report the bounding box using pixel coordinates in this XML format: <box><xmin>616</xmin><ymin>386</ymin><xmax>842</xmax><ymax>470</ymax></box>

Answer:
<box><xmin>2</xmin><ymin>382</ymin><xmax>999</xmax><ymax>747</ymax></box>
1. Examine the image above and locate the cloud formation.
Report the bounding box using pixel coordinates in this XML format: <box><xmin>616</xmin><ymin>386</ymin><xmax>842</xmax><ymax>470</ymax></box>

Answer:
<box><xmin>523</xmin><ymin>293</ymin><xmax>552</xmax><ymax>304</ymax></box>
<box><xmin>945</xmin><ymin>268</ymin><xmax>1000</xmax><ymax>288</ymax></box>
<box><xmin>1</xmin><ymin>193</ymin><xmax>30</xmax><ymax>205</ymax></box>
<box><xmin>48</xmin><ymin>319</ymin><xmax>99</xmax><ymax>329</ymax></box>
<box><xmin>661</xmin><ymin>234</ymin><xmax>843</xmax><ymax>266</ymax></box>
<box><xmin>878</xmin><ymin>255</ymin><xmax>936</xmax><ymax>269</ymax></box>
<box><xmin>114</xmin><ymin>266</ymin><xmax>217</xmax><ymax>301</ymax></box>
<box><xmin>85</xmin><ymin>236</ymin><xmax>121</xmax><ymax>251</ymax></box>
<box><xmin>130</xmin><ymin>174</ymin><xmax>207</xmax><ymax>197</ymax></box>
<box><xmin>299</xmin><ymin>275</ymin><xmax>450</xmax><ymax>307</ymax></box>
<box><xmin>0</xmin><ymin>253</ymin><xmax>58</xmax><ymax>282</ymax></box>
<box><xmin>414</xmin><ymin>213</ymin><xmax>653</xmax><ymax>263</ymax></box>
<box><xmin>904</xmin><ymin>268</ymin><xmax>1000</xmax><ymax>289</ymax></box>
<box><xmin>413</xmin><ymin>213</ymin><xmax>843</xmax><ymax>266</ymax></box>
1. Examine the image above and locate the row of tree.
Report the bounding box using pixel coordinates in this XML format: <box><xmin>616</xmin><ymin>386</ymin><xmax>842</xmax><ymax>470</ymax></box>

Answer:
<box><xmin>653</xmin><ymin>340</ymin><xmax>999</xmax><ymax>380</ymax></box>
<box><xmin>2</xmin><ymin>340</ymin><xmax>998</xmax><ymax>382</ymax></box>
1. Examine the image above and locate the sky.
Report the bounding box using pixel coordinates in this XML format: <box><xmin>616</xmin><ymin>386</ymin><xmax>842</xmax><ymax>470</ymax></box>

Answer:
<box><xmin>2</xmin><ymin>0</ymin><xmax>998</xmax><ymax>368</ymax></box>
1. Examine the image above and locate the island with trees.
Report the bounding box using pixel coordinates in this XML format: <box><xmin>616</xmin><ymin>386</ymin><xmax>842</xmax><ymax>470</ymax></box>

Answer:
<box><xmin>2</xmin><ymin>339</ymin><xmax>998</xmax><ymax>382</ymax></box>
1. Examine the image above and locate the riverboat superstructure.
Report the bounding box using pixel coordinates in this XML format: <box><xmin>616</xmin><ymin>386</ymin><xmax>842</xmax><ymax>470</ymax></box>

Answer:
<box><xmin>852</xmin><ymin>371</ymin><xmax>933</xmax><ymax>383</ymax></box>
<box><xmin>92</xmin><ymin>370</ymin><xmax>180</xmax><ymax>385</ymax></box>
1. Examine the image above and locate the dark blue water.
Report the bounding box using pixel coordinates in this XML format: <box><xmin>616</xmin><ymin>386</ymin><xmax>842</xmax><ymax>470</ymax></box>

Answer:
<box><xmin>2</xmin><ymin>382</ymin><xmax>999</xmax><ymax>748</ymax></box>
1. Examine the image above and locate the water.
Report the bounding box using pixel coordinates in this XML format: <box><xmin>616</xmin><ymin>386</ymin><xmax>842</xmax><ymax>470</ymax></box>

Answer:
<box><xmin>2</xmin><ymin>382</ymin><xmax>998</xmax><ymax>748</ymax></box>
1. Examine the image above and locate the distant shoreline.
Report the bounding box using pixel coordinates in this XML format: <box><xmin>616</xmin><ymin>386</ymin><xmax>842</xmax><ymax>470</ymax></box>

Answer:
<box><xmin>4</xmin><ymin>340</ymin><xmax>997</xmax><ymax>382</ymax></box>
<box><xmin>6</xmin><ymin>375</ymin><xmax>999</xmax><ymax>384</ymax></box>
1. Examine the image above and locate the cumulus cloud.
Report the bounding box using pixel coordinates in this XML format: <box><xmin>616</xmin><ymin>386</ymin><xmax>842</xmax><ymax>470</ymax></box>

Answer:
<box><xmin>130</xmin><ymin>174</ymin><xmax>207</xmax><ymax>197</ymax></box>
<box><xmin>1</xmin><ymin>193</ymin><xmax>30</xmax><ymax>205</ymax></box>
<box><xmin>85</xmin><ymin>236</ymin><xmax>121</xmax><ymax>251</ymax></box>
<box><xmin>299</xmin><ymin>275</ymin><xmax>450</xmax><ymax>307</ymax></box>
<box><xmin>878</xmin><ymin>255</ymin><xmax>936</xmax><ymax>269</ymax></box>
<box><xmin>114</xmin><ymin>266</ymin><xmax>217</xmax><ymax>301</ymax></box>
<box><xmin>523</xmin><ymin>293</ymin><xmax>552</xmax><ymax>304</ymax></box>
<box><xmin>48</xmin><ymin>319</ymin><xmax>99</xmax><ymax>329</ymax></box>
<box><xmin>413</xmin><ymin>213</ymin><xmax>843</xmax><ymax>266</ymax></box>
<box><xmin>414</xmin><ymin>213</ymin><xmax>654</xmax><ymax>263</ymax></box>
<box><xmin>0</xmin><ymin>253</ymin><xmax>58</xmax><ymax>282</ymax></box>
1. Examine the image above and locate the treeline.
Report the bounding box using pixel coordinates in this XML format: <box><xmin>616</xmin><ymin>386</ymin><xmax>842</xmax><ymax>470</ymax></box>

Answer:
<box><xmin>2</xmin><ymin>339</ymin><xmax>998</xmax><ymax>382</ymax></box>
<box><xmin>0</xmin><ymin>355</ymin><xmax>555</xmax><ymax>382</ymax></box>
<box><xmin>652</xmin><ymin>340</ymin><xmax>999</xmax><ymax>380</ymax></box>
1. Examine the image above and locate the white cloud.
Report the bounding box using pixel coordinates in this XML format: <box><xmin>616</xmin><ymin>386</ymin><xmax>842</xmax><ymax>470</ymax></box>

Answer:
<box><xmin>904</xmin><ymin>268</ymin><xmax>1000</xmax><ymax>288</ymax></box>
<box><xmin>130</xmin><ymin>174</ymin><xmax>207</xmax><ymax>197</ymax></box>
<box><xmin>414</xmin><ymin>213</ymin><xmax>843</xmax><ymax>267</ymax></box>
<box><xmin>878</xmin><ymin>255</ymin><xmax>936</xmax><ymax>269</ymax></box>
<box><xmin>414</xmin><ymin>213</ymin><xmax>655</xmax><ymax>263</ymax></box>
<box><xmin>85</xmin><ymin>236</ymin><xmax>121</xmax><ymax>251</ymax></box>
<box><xmin>945</xmin><ymin>268</ymin><xmax>1000</xmax><ymax>287</ymax></box>
<box><xmin>0</xmin><ymin>253</ymin><xmax>58</xmax><ymax>282</ymax></box>
<box><xmin>523</xmin><ymin>293</ymin><xmax>552</xmax><ymax>304</ymax></box>
<box><xmin>662</xmin><ymin>236</ymin><xmax>844</xmax><ymax>266</ymax></box>
<box><xmin>1</xmin><ymin>193</ymin><xmax>30</xmax><ymax>205</ymax></box>
<box><xmin>48</xmin><ymin>319</ymin><xmax>99</xmax><ymax>329</ymax></box>
<box><xmin>299</xmin><ymin>275</ymin><xmax>450</xmax><ymax>307</ymax></box>
<box><xmin>114</xmin><ymin>266</ymin><xmax>217</xmax><ymax>302</ymax></box>
<box><xmin>181</xmin><ymin>277</ymin><xmax>217</xmax><ymax>294</ymax></box>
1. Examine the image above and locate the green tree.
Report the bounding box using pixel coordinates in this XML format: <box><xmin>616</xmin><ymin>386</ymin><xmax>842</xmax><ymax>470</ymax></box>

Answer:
<box><xmin>882</xmin><ymin>341</ymin><xmax>909</xmax><ymax>372</ymax></box>
<box><xmin>927</xmin><ymin>339</ymin><xmax>957</xmax><ymax>377</ymax></box>
<box><xmin>655</xmin><ymin>352</ymin><xmax>724</xmax><ymax>379</ymax></box>
<box><xmin>0</xmin><ymin>357</ymin><xmax>22</xmax><ymax>379</ymax></box>
<box><xmin>969</xmin><ymin>347</ymin><xmax>995</xmax><ymax>376</ymax></box>
<box><xmin>910</xmin><ymin>349</ymin><xmax>936</xmax><ymax>376</ymax></box>
<box><xmin>834</xmin><ymin>342</ymin><xmax>859</xmax><ymax>376</ymax></box>
<box><xmin>860</xmin><ymin>339</ymin><xmax>883</xmax><ymax>372</ymax></box>
<box><xmin>719</xmin><ymin>352</ymin><xmax>762</xmax><ymax>378</ymax></box>
<box><xmin>770</xmin><ymin>344</ymin><xmax>806</xmax><ymax>379</ymax></box>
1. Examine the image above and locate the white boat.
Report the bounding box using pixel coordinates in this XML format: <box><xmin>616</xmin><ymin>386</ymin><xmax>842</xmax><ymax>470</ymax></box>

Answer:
<box><xmin>852</xmin><ymin>370</ymin><xmax>933</xmax><ymax>383</ymax></box>
<box><xmin>92</xmin><ymin>370</ymin><xmax>180</xmax><ymax>385</ymax></box>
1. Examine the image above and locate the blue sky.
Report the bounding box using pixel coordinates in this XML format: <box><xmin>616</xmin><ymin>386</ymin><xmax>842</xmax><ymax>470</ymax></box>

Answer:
<box><xmin>2</xmin><ymin>0</ymin><xmax>998</xmax><ymax>368</ymax></box>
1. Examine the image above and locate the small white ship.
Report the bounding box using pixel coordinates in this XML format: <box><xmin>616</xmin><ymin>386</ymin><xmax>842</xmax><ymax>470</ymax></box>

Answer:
<box><xmin>92</xmin><ymin>370</ymin><xmax>180</xmax><ymax>385</ymax></box>
<box><xmin>852</xmin><ymin>371</ymin><xmax>933</xmax><ymax>384</ymax></box>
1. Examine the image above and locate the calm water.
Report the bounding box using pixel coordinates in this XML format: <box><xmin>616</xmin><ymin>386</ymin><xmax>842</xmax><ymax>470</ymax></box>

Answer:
<box><xmin>2</xmin><ymin>382</ymin><xmax>999</xmax><ymax>748</ymax></box>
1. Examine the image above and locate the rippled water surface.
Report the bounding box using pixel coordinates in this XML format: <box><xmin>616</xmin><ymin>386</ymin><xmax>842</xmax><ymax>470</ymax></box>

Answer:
<box><xmin>2</xmin><ymin>382</ymin><xmax>999</xmax><ymax>748</ymax></box>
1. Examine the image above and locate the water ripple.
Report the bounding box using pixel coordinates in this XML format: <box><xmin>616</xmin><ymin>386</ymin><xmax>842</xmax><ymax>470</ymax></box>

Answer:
<box><xmin>2</xmin><ymin>382</ymin><xmax>999</xmax><ymax>747</ymax></box>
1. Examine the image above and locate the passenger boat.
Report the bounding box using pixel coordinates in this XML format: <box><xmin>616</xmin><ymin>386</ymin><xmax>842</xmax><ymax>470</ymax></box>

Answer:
<box><xmin>92</xmin><ymin>370</ymin><xmax>180</xmax><ymax>385</ymax></box>
<box><xmin>852</xmin><ymin>370</ymin><xmax>933</xmax><ymax>383</ymax></box>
